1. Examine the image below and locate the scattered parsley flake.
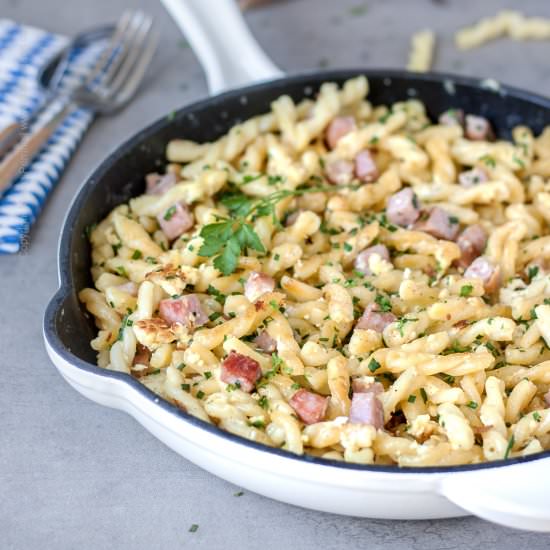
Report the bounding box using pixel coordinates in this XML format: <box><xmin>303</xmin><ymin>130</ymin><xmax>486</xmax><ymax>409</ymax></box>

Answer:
<box><xmin>189</xmin><ymin>524</ymin><xmax>199</xmax><ymax>533</ymax></box>
<box><xmin>460</xmin><ymin>284</ymin><xmax>473</xmax><ymax>297</ymax></box>
<box><xmin>368</xmin><ymin>358</ymin><xmax>381</xmax><ymax>373</ymax></box>
<box><xmin>466</xmin><ymin>401</ymin><xmax>478</xmax><ymax>409</ymax></box>
<box><xmin>527</xmin><ymin>265</ymin><xmax>539</xmax><ymax>283</ymax></box>
<box><xmin>480</xmin><ymin>155</ymin><xmax>496</xmax><ymax>168</ymax></box>
<box><xmin>258</xmin><ymin>396</ymin><xmax>269</xmax><ymax>409</ymax></box>
<box><xmin>407</xmin><ymin>394</ymin><xmax>417</xmax><ymax>403</ymax></box>
<box><xmin>375</xmin><ymin>293</ymin><xmax>392</xmax><ymax>312</ymax></box>
<box><xmin>420</xmin><ymin>388</ymin><xmax>428</xmax><ymax>403</ymax></box>
<box><xmin>349</xmin><ymin>3</ymin><xmax>368</xmax><ymax>16</ymax></box>
<box><xmin>504</xmin><ymin>434</ymin><xmax>515</xmax><ymax>459</ymax></box>
<box><xmin>163</xmin><ymin>205</ymin><xmax>177</xmax><ymax>221</ymax></box>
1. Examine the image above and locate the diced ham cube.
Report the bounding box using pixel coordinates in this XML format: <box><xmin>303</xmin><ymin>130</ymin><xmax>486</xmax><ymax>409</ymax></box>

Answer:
<box><xmin>356</xmin><ymin>303</ymin><xmax>396</xmax><ymax>333</ymax></box>
<box><xmin>244</xmin><ymin>271</ymin><xmax>275</xmax><ymax>302</ymax></box>
<box><xmin>220</xmin><ymin>351</ymin><xmax>262</xmax><ymax>392</ymax></box>
<box><xmin>326</xmin><ymin>116</ymin><xmax>356</xmax><ymax>149</ymax></box>
<box><xmin>289</xmin><ymin>389</ymin><xmax>329</xmax><ymax>425</ymax></box>
<box><xmin>438</xmin><ymin>109</ymin><xmax>464</xmax><ymax>127</ymax></box>
<box><xmin>456</xmin><ymin>224</ymin><xmax>487</xmax><ymax>269</ymax></box>
<box><xmin>354</xmin><ymin>149</ymin><xmax>379</xmax><ymax>183</ymax></box>
<box><xmin>157</xmin><ymin>202</ymin><xmax>194</xmax><ymax>240</ymax></box>
<box><xmin>458</xmin><ymin>166</ymin><xmax>489</xmax><ymax>188</ymax></box>
<box><xmin>116</xmin><ymin>281</ymin><xmax>138</xmax><ymax>296</ymax></box>
<box><xmin>465</xmin><ymin>114</ymin><xmax>494</xmax><ymax>141</ymax></box>
<box><xmin>133</xmin><ymin>343</ymin><xmax>151</xmax><ymax>366</ymax></box>
<box><xmin>253</xmin><ymin>330</ymin><xmax>277</xmax><ymax>354</ymax></box>
<box><xmin>284</xmin><ymin>210</ymin><xmax>300</xmax><ymax>227</ymax></box>
<box><xmin>354</xmin><ymin>244</ymin><xmax>390</xmax><ymax>276</ymax></box>
<box><xmin>415</xmin><ymin>207</ymin><xmax>460</xmax><ymax>241</ymax></box>
<box><xmin>464</xmin><ymin>256</ymin><xmax>501</xmax><ymax>293</ymax></box>
<box><xmin>386</xmin><ymin>188</ymin><xmax>421</xmax><ymax>227</ymax></box>
<box><xmin>146</xmin><ymin>172</ymin><xmax>177</xmax><ymax>195</ymax></box>
<box><xmin>159</xmin><ymin>294</ymin><xmax>208</xmax><ymax>330</ymax></box>
<box><xmin>349</xmin><ymin>382</ymin><xmax>384</xmax><ymax>428</ymax></box>
<box><xmin>325</xmin><ymin>159</ymin><xmax>354</xmax><ymax>185</ymax></box>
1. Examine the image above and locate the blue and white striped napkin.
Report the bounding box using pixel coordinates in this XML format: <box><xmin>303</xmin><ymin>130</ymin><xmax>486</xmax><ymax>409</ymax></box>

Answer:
<box><xmin>0</xmin><ymin>20</ymin><xmax>106</xmax><ymax>254</ymax></box>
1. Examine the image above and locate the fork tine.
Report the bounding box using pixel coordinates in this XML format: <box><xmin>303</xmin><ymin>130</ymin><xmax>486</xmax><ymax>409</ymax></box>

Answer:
<box><xmin>102</xmin><ymin>14</ymin><xmax>154</xmax><ymax>99</ymax></box>
<box><xmin>94</xmin><ymin>11</ymin><xmax>147</xmax><ymax>90</ymax></box>
<box><xmin>112</xmin><ymin>27</ymin><xmax>158</xmax><ymax>108</ymax></box>
<box><xmin>83</xmin><ymin>9</ymin><xmax>135</xmax><ymax>88</ymax></box>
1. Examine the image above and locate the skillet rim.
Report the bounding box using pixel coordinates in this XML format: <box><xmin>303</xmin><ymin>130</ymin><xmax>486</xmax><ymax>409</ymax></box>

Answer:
<box><xmin>47</xmin><ymin>68</ymin><xmax>550</xmax><ymax>474</ymax></box>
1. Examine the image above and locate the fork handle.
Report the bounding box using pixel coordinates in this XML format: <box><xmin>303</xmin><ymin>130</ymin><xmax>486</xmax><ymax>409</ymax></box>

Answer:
<box><xmin>0</xmin><ymin>121</ymin><xmax>23</xmax><ymax>158</ymax></box>
<box><xmin>0</xmin><ymin>105</ymin><xmax>72</xmax><ymax>193</ymax></box>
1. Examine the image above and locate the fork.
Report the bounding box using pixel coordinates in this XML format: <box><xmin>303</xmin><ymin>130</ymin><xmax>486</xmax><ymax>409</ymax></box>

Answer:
<box><xmin>0</xmin><ymin>10</ymin><xmax>158</xmax><ymax>193</ymax></box>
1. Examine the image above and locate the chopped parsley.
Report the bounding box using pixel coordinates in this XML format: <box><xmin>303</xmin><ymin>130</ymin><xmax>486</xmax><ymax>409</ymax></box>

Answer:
<box><xmin>480</xmin><ymin>154</ymin><xmax>496</xmax><ymax>168</ymax></box>
<box><xmin>396</xmin><ymin>317</ymin><xmax>418</xmax><ymax>337</ymax></box>
<box><xmin>114</xmin><ymin>264</ymin><xmax>128</xmax><ymax>277</ymax></box>
<box><xmin>343</xmin><ymin>243</ymin><xmax>353</xmax><ymax>252</ymax></box>
<box><xmin>368</xmin><ymin>358</ymin><xmax>381</xmax><ymax>373</ymax></box>
<box><xmin>503</xmin><ymin>434</ymin><xmax>515</xmax><ymax>459</ymax></box>
<box><xmin>189</xmin><ymin>524</ymin><xmax>199</xmax><ymax>533</ymax></box>
<box><xmin>181</xmin><ymin>383</ymin><xmax>190</xmax><ymax>392</ymax></box>
<box><xmin>249</xmin><ymin>419</ymin><xmax>265</xmax><ymax>429</ymax></box>
<box><xmin>460</xmin><ymin>284</ymin><xmax>473</xmax><ymax>297</ymax></box>
<box><xmin>131</xmin><ymin>249</ymin><xmax>142</xmax><ymax>260</ymax></box>
<box><xmin>117</xmin><ymin>314</ymin><xmax>133</xmax><ymax>341</ymax></box>
<box><xmin>84</xmin><ymin>222</ymin><xmax>97</xmax><ymax>239</ymax></box>
<box><xmin>234</xmin><ymin>491</ymin><xmax>244</xmax><ymax>497</ymax></box>
<box><xmin>420</xmin><ymin>387</ymin><xmax>428</xmax><ymax>403</ymax></box>
<box><xmin>204</xmin><ymin>371</ymin><xmax>213</xmax><ymax>379</ymax></box>
<box><xmin>407</xmin><ymin>394</ymin><xmax>417</xmax><ymax>403</ymax></box>
<box><xmin>207</xmin><ymin>285</ymin><xmax>226</xmax><ymax>305</ymax></box>
<box><xmin>163</xmin><ymin>205</ymin><xmax>177</xmax><ymax>220</ymax></box>
<box><xmin>196</xmin><ymin>390</ymin><xmax>205</xmax><ymax>399</ymax></box>
<box><xmin>258</xmin><ymin>396</ymin><xmax>269</xmax><ymax>409</ymax></box>
<box><xmin>375</xmin><ymin>293</ymin><xmax>392</xmax><ymax>312</ymax></box>
<box><xmin>527</xmin><ymin>265</ymin><xmax>539</xmax><ymax>283</ymax></box>
<box><xmin>466</xmin><ymin>400</ymin><xmax>478</xmax><ymax>409</ymax></box>
<box><xmin>533</xmin><ymin>412</ymin><xmax>542</xmax><ymax>422</ymax></box>
<box><xmin>349</xmin><ymin>3</ymin><xmax>368</xmax><ymax>16</ymax></box>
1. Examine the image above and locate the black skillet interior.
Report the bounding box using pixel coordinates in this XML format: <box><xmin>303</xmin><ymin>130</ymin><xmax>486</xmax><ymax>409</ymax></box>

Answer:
<box><xmin>46</xmin><ymin>69</ymin><xmax>550</xmax><ymax>471</ymax></box>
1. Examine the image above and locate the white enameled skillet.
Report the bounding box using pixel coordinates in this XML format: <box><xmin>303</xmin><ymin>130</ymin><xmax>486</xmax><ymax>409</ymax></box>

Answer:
<box><xmin>44</xmin><ymin>0</ymin><xmax>550</xmax><ymax>531</ymax></box>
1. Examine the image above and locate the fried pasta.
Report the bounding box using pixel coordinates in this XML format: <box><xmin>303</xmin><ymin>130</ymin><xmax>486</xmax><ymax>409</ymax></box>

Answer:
<box><xmin>80</xmin><ymin>76</ymin><xmax>550</xmax><ymax>466</ymax></box>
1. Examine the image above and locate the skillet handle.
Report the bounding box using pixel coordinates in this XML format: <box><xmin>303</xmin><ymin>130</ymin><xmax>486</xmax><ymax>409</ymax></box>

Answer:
<box><xmin>439</xmin><ymin>457</ymin><xmax>550</xmax><ymax>532</ymax></box>
<box><xmin>160</xmin><ymin>0</ymin><xmax>283</xmax><ymax>94</ymax></box>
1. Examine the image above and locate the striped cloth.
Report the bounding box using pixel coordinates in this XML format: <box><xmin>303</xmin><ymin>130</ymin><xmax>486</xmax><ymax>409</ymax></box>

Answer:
<box><xmin>0</xmin><ymin>20</ymin><xmax>106</xmax><ymax>254</ymax></box>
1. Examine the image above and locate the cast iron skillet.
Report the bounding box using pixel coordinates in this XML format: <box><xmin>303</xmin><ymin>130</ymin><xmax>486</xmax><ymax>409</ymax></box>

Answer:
<box><xmin>44</xmin><ymin>69</ymin><xmax>550</xmax><ymax>474</ymax></box>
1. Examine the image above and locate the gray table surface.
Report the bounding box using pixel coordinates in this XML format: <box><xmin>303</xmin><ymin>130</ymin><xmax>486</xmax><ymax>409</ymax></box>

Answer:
<box><xmin>2</xmin><ymin>0</ymin><xmax>550</xmax><ymax>548</ymax></box>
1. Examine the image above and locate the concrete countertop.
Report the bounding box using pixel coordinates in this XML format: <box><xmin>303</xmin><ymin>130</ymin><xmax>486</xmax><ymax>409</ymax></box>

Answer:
<box><xmin>2</xmin><ymin>0</ymin><xmax>550</xmax><ymax>547</ymax></box>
